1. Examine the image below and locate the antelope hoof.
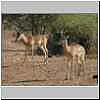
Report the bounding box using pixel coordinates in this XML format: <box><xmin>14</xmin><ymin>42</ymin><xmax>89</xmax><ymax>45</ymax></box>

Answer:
<box><xmin>65</xmin><ymin>77</ymin><xmax>68</xmax><ymax>80</ymax></box>
<box><xmin>44</xmin><ymin>60</ymin><xmax>48</xmax><ymax>65</ymax></box>
<box><xmin>44</xmin><ymin>62</ymin><xmax>47</xmax><ymax>65</ymax></box>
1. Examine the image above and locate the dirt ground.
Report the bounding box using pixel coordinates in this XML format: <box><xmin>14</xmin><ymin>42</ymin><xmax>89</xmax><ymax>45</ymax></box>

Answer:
<box><xmin>1</xmin><ymin>32</ymin><xmax>98</xmax><ymax>86</ymax></box>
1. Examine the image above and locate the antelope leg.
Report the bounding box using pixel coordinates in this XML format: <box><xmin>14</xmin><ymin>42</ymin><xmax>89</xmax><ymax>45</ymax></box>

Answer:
<box><xmin>44</xmin><ymin>46</ymin><xmax>48</xmax><ymax>63</ymax></box>
<box><xmin>23</xmin><ymin>47</ymin><xmax>28</xmax><ymax>63</ymax></box>
<box><xmin>32</xmin><ymin>44</ymin><xmax>34</xmax><ymax>63</ymax></box>
<box><xmin>67</xmin><ymin>61</ymin><xmax>71</xmax><ymax>80</ymax></box>
<box><xmin>72</xmin><ymin>56</ymin><xmax>76</xmax><ymax>80</ymax></box>
<box><xmin>41</xmin><ymin>46</ymin><xmax>48</xmax><ymax>64</ymax></box>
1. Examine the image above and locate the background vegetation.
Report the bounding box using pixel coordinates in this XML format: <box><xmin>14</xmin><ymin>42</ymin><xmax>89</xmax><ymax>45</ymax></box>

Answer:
<box><xmin>2</xmin><ymin>14</ymin><xmax>98</xmax><ymax>55</ymax></box>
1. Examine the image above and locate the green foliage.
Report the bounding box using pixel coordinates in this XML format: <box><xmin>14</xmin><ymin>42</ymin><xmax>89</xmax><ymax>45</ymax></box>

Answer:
<box><xmin>2</xmin><ymin>14</ymin><xmax>98</xmax><ymax>54</ymax></box>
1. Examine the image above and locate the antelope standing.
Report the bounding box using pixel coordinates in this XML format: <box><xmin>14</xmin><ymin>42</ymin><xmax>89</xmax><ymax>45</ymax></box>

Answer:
<box><xmin>60</xmin><ymin>36</ymin><xmax>86</xmax><ymax>79</ymax></box>
<box><xmin>15</xmin><ymin>32</ymin><xmax>48</xmax><ymax>64</ymax></box>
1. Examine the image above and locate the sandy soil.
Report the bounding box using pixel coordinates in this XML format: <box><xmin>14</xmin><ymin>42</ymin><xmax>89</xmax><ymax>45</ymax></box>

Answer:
<box><xmin>1</xmin><ymin>32</ymin><xmax>98</xmax><ymax>86</ymax></box>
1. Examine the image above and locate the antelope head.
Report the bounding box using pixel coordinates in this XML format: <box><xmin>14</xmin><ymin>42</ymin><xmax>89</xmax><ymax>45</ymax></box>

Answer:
<box><xmin>14</xmin><ymin>32</ymin><xmax>22</xmax><ymax>42</ymax></box>
<box><xmin>59</xmin><ymin>34</ymin><xmax>70</xmax><ymax>48</ymax></box>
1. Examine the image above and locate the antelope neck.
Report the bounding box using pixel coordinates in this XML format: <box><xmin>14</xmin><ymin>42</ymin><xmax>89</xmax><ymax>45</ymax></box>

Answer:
<box><xmin>22</xmin><ymin>35</ymin><xmax>28</xmax><ymax>44</ymax></box>
<box><xmin>65</xmin><ymin>40</ymin><xmax>70</xmax><ymax>52</ymax></box>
